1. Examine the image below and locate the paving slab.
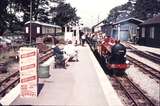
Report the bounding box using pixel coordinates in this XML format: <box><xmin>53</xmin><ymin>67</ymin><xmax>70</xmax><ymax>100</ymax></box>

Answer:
<box><xmin>11</xmin><ymin>45</ymin><xmax>108</xmax><ymax>106</ymax></box>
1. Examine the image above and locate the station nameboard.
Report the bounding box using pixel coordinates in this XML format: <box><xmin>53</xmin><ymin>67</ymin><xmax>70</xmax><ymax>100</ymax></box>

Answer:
<box><xmin>19</xmin><ymin>47</ymin><xmax>38</xmax><ymax>98</ymax></box>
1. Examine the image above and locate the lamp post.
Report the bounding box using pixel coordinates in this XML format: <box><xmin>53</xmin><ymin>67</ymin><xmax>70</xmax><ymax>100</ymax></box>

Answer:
<box><xmin>29</xmin><ymin>0</ymin><xmax>32</xmax><ymax>45</ymax></box>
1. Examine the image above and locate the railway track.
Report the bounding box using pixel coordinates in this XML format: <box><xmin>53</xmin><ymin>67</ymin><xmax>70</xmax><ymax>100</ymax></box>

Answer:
<box><xmin>125</xmin><ymin>43</ymin><xmax>160</xmax><ymax>64</ymax></box>
<box><xmin>127</xmin><ymin>55</ymin><xmax>160</xmax><ymax>82</ymax></box>
<box><xmin>110</xmin><ymin>76</ymin><xmax>156</xmax><ymax>106</ymax></box>
<box><xmin>87</xmin><ymin>40</ymin><xmax>159</xmax><ymax>105</ymax></box>
<box><xmin>131</xmin><ymin>50</ymin><xmax>160</xmax><ymax>64</ymax></box>
<box><xmin>0</xmin><ymin>71</ymin><xmax>19</xmax><ymax>97</ymax></box>
<box><xmin>146</xmin><ymin>51</ymin><xmax>160</xmax><ymax>59</ymax></box>
<box><xmin>0</xmin><ymin>48</ymin><xmax>53</xmax><ymax>98</ymax></box>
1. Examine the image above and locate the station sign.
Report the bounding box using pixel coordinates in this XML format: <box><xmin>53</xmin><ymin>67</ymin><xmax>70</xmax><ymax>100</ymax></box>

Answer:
<box><xmin>19</xmin><ymin>47</ymin><xmax>38</xmax><ymax>98</ymax></box>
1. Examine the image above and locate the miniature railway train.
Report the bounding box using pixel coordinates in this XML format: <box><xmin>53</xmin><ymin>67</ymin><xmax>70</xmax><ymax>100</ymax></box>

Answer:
<box><xmin>24</xmin><ymin>21</ymin><xmax>62</xmax><ymax>41</ymax></box>
<box><xmin>88</xmin><ymin>35</ymin><xmax>129</xmax><ymax>75</ymax></box>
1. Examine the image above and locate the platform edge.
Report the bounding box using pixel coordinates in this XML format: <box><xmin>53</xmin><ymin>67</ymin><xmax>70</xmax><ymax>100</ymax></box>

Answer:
<box><xmin>87</xmin><ymin>45</ymin><xmax>124</xmax><ymax>106</ymax></box>
<box><xmin>0</xmin><ymin>84</ymin><xmax>20</xmax><ymax>105</ymax></box>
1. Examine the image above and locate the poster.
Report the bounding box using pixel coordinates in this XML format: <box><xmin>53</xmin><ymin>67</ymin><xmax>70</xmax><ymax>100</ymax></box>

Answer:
<box><xmin>19</xmin><ymin>47</ymin><xmax>38</xmax><ymax>98</ymax></box>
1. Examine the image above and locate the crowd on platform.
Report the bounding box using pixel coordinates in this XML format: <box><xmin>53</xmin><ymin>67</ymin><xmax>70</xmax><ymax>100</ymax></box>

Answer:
<box><xmin>51</xmin><ymin>31</ymin><xmax>107</xmax><ymax>68</ymax></box>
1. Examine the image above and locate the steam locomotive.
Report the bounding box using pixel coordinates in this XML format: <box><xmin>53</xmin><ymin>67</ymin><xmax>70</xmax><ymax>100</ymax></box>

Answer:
<box><xmin>89</xmin><ymin>35</ymin><xmax>129</xmax><ymax>75</ymax></box>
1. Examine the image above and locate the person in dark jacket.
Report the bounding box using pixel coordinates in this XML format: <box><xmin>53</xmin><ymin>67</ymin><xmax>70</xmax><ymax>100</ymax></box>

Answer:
<box><xmin>79</xmin><ymin>31</ymin><xmax>84</xmax><ymax>45</ymax></box>
<box><xmin>52</xmin><ymin>44</ymin><xmax>64</xmax><ymax>61</ymax></box>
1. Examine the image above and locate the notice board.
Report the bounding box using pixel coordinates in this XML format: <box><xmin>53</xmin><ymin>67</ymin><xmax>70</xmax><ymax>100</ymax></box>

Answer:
<box><xmin>19</xmin><ymin>47</ymin><xmax>38</xmax><ymax>98</ymax></box>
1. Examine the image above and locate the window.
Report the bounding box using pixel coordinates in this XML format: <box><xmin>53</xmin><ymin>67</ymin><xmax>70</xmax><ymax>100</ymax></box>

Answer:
<box><xmin>37</xmin><ymin>27</ymin><xmax>40</xmax><ymax>34</ymax></box>
<box><xmin>142</xmin><ymin>27</ymin><xmax>145</xmax><ymax>37</ymax></box>
<box><xmin>149</xmin><ymin>27</ymin><xmax>154</xmax><ymax>39</ymax></box>
<box><xmin>42</xmin><ymin>27</ymin><xmax>46</xmax><ymax>34</ymax></box>
<box><xmin>26</xmin><ymin>27</ymin><xmax>29</xmax><ymax>33</ymax></box>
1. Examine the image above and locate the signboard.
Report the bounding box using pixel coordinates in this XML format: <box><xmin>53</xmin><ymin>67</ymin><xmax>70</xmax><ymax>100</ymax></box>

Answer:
<box><xmin>19</xmin><ymin>47</ymin><xmax>38</xmax><ymax>98</ymax></box>
<box><xmin>64</xmin><ymin>32</ymin><xmax>73</xmax><ymax>42</ymax></box>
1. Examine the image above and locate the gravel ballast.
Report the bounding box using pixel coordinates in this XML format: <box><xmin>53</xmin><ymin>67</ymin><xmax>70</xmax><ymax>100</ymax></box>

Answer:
<box><xmin>126</xmin><ymin>65</ymin><xmax>160</xmax><ymax>103</ymax></box>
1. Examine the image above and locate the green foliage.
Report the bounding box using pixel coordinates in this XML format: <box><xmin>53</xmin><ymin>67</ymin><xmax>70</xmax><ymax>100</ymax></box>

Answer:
<box><xmin>0</xmin><ymin>0</ymin><xmax>79</xmax><ymax>36</ymax></box>
<box><xmin>12</xmin><ymin>0</ymin><xmax>50</xmax><ymax>23</ymax></box>
<box><xmin>107</xmin><ymin>6</ymin><xmax>122</xmax><ymax>23</ymax></box>
<box><xmin>132</xmin><ymin>0</ymin><xmax>160</xmax><ymax>20</ymax></box>
<box><xmin>107</xmin><ymin>0</ymin><xmax>160</xmax><ymax>23</ymax></box>
<box><xmin>0</xmin><ymin>0</ymin><xmax>9</xmax><ymax>36</ymax></box>
<box><xmin>0</xmin><ymin>0</ymin><xmax>24</xmax><ymax>35</ymax></box>
<box><xmin>107</xmin><ymin>1</ymin><xmax>135</xmax><ymax>23</ymax></box>
<box><xmin>53</xmin><ymin>2</ymin><xmax>80</xmax><ymax>26</ymax></box>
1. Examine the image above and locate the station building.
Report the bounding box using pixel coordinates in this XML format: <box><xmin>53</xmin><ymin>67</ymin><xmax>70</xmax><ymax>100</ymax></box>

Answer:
<box><xmin>138</xmin><ymin>15</ymin><xmax>160</xmax><ymax>47</ymax></box>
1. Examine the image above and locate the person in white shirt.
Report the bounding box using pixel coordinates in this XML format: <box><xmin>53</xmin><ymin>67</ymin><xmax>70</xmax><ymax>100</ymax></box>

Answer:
<box><xmin>63</xmin><ymin>40</ymin><xmax>78</xmax><ymax>61</ymax></box>
<box><xmin>81</xmin><ymin>34</ymin><xmax>86</xmax><ymax>46</ymax></box>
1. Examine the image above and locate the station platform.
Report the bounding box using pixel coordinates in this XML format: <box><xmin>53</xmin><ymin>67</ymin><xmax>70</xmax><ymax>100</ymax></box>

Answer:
<box><xmin>2</xmin><ymin>44</ymin><xmax>123</xmax><ymax>106</ymax></box>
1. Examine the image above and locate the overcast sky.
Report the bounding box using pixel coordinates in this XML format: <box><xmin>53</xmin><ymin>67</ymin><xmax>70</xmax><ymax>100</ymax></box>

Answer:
<box><xmin>66</xmin><ymin>0</ymin><xmax>128</xmax><ymax>27</ymax></box>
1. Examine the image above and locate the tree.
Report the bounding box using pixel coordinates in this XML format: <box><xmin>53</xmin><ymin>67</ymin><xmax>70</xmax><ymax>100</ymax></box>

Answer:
<box><xmin>107</xmin><ymin>1</ymin><xmax>135</xmax><ymax>23</ymax></box>
<box><xmin>0</xmin><ymin>0</ymin><xmax>9</xmax><ymax>36</ymax></box>
<box><xmin>53</xmin><ymin>2</ymin><xmax>80</xmax><ymax>26</ymax></box>
<box><xmin>0</xmin><ymin>0</ymin><xmax>79</xmax><ymax>36</ymax></box>
<box><xmin>106</xmin><ymin>0</ymin><xmax>160</xmax><ymax>23</ymax></box>
<box><xmin>107</xmin><ymin>5</ymin><xmax>123</xmax><ymax>23</ymax></box>
<box><xmin>131</xmin><ymin>0</ymin><xmax>160</xmax><ymax>20</ymax></box>
<box><xmin>13</xmin><ymin>0</ymin><xmax>50</xmax><ymax>23</ymax></box>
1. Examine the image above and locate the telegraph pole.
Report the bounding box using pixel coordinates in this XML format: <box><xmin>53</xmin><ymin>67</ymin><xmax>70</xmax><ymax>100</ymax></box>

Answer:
<box><xmin>30</xmin><ymin>0</ymin><xmax>32</xmax><ymax>45</ymax></box>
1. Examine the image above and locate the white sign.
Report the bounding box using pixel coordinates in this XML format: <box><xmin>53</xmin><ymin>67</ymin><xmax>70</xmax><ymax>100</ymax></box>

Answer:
<box><xmin>64</xmin><ymin>32</ymin><xmax>73</xmax><ymax>42</ymax></box>
<box><xmin>19</xmin><ymin>47</ymin><xmax>38</xmax><ymax>98</ymax></box>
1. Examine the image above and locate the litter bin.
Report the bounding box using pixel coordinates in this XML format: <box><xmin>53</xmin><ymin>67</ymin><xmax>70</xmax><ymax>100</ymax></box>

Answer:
<box><xmin>38</xmin><ymin>63</ymin><xmax>50</xmax><ymax>78</ymax></box>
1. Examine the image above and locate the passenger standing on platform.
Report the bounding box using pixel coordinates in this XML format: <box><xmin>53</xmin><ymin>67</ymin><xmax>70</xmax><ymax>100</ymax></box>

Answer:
<box><xmin>79</xmin><ymin>31</ymin><xmax>84</xmax><ymax>45</ymax></box>
<box><xmin>81</xmin><ymin>33</ymin><xmax>86</xmax><ymax>46</ymax></box>
<box><xmin>92</xmin><ymin>33</ymin><xmax>98</xmax><ymax>49</ymax></box>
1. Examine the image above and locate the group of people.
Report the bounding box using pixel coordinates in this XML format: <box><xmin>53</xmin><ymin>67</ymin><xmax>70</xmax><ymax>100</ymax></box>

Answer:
<box><xmin>52</xmin><ymin>40</ymin><xmax>78</xmax><ymax>68</ymax></box>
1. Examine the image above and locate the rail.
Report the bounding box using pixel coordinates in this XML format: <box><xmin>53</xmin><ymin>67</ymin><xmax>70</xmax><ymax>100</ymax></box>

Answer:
<box><xmin>127</xmin><ymin>55</ymin><xmax>160</xmax><ymax>81</ymax></box>
<box><xmin>0</xmin><ymin>48</ymin><xmax>53</xmax><ymax>97</ymax></box>
<box><xmin>112</xmin><ymin>76</ymin><xmax>155</xmax><ymax>106</ymax></box>
<box><xmin>125</xmin><ymin>42</ymin><xmax>160</xmax><ymax>64</ymax></box>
